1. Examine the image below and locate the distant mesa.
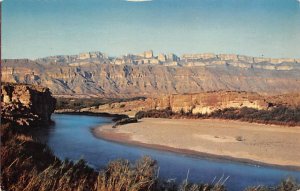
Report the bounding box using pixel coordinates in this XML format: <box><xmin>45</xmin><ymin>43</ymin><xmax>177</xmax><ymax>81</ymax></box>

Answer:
<box><xmin>30</xmin><ymin>50</ymin><xmax>300</xmax><ymax>69</ymax></box>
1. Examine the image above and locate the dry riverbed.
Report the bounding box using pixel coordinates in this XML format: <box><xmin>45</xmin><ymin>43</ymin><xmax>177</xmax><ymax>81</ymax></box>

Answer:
<box><xmin>93</xmin><ymin>118</ymin><xmax>300</xmax><ymax>169</ymax></box>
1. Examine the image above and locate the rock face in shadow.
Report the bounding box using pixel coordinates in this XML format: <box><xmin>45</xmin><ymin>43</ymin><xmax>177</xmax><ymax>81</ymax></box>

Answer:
<box><xmin>1</xmin><ymin>83</ymin><xmax>56</xmax><ymax>126</ymax></box>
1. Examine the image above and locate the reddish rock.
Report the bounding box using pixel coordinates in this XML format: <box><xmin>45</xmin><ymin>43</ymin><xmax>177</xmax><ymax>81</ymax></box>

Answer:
<box><xmin>1</xmin><ymin>83</ymin><xmax>56</xmax><ymax>127</ymax></box>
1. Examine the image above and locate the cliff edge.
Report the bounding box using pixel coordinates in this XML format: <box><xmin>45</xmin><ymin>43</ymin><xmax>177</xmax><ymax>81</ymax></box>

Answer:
<box><xmin>2</xmin><ymin>51</ymin><xmax>300</xmax><ymax>97</ymax></box>
<box><xmin>1</xmin><ymin>83</ymin><xmax>56</xmax><ymax>126</ymax></box>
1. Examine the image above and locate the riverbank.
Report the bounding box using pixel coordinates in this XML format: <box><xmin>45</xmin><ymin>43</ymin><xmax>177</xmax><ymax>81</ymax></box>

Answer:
<box><xmin>93</xmin><ymin>118</ymin><xmax>300</xmax><ymax>170</ymax></box>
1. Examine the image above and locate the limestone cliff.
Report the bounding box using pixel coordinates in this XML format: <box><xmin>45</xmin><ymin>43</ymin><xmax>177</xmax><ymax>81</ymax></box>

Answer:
<box><xmin>1</xmin><ymin>83</ymin><xmax>56</xmax><ymax>126</ymax></box>
<box><xmin>2</xmin><ymin>52</ymin><xmax>300</xmax><ymax>97</ymax></box>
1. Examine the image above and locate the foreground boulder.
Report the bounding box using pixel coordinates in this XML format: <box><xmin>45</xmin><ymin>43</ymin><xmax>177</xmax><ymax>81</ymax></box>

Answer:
<box><xmin>1</xmin><ymin>83</ymin><xmax>56</xmax><ymax>127</ymax></box>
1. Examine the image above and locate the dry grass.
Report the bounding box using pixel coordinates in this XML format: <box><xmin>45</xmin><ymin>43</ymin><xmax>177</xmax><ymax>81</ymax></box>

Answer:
<box><xmin>94</xmin><ymin>157</ymin><xmax>157</xmax><ymax>191</ymax></box>
<box><xmin>1</xmin><ymin>122</ymin><xmax>158</xmax><ymax>191</ymax></box>
<box><xmin>245</xmin><ymin>177</ymin><xmax>300</xmax><ymax>191</ymax></box>
<box><xmin>1</xmin><ymin>122</ymin><xmax>300</xmax><ymax>191</ymax></box>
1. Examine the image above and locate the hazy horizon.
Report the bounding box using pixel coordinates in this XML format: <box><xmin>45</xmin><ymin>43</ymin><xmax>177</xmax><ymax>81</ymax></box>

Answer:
<box><xmin>3</xmin><ymin>0</ymin><xmax>300</xmax><ymax>59</ymax></box>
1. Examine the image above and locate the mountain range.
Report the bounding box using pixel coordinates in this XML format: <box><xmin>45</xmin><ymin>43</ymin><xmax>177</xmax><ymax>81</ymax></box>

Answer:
<box><xmin>2</xmin><ymin>51</ymin><xmax>300</xmax><ymax>98</ymax></box>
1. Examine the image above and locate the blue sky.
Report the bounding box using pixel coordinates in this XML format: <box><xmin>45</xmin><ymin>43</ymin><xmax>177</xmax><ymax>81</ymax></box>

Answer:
<box><xmin>3</xmin><ymin>0</ymin><xmax>300</xmax><ymax>59</ymax></box>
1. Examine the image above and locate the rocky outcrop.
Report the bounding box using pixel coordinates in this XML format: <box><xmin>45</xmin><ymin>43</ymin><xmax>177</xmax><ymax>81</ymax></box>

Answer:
<box><xmin>2</xmin><ymin>52</ymin><xmax>300</xmax><ymax>97</ymax></box>
<box><xmin>156</xmin><ymin>92</ymin><xmax>269</xmax><ymax>114</ymax></box>
<box><xmin>97</xmin><ymin>91</ymin><xmax>271</xmax><ymax>115</ymax></box>
<box><xmin>1</xmin><ymin>83</ymin><xmax>56</xmax><ymax>126</ymax></box>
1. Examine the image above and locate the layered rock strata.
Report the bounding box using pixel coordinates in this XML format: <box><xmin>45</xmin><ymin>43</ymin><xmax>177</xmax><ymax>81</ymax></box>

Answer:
<box><xmin>2</xmin><ymin>52</ymin><xmax>300</xmax><ymax>97</ymax></box>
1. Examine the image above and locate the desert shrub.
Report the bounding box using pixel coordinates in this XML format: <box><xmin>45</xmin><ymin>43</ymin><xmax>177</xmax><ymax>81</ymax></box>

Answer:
<box><xmin>276</xmin><ymin>177</ymin><xmax>300</xmax><ymax>191</ymax></box>
<box><xmin>55</xmin><ymin>97</ymin><xmax>146</xmax><ymax>110</ymax></box>
<box><xmin>112</xmin><ymin>117</ymin><xmax>138</xmax><ymax>128</ymax></box>
<box><xmin>1</xmin><ymin>134</ymin><xmax>58</xmax><ymax>190</ymax></box>
<box><xmin>135</xmin><ymin>109</ymin><xmax>174</xmax><ymax>119</ymax></box>
<box><xmin>2</xmin><ymin>121</ymin><xmax>300</xmax><ymax>191</ymax></box>
<box><xmin>235</xmin><ymin>136</ymin><xmax>244</xmax><ymax>141</ymax></box>
<box><xmin>94</xmin><ymin>156</ymin><xmax>157</xmax><ymax>191</ymax></box>
<box><xmin>56</xmin><ymin>97</ymin><xmax>108</xmax><ymax>110</ymax></box>
<box><xmin>210</xmin><ymin>106</ymin><xmax>300</xmax><ymax>126</ymax></box>
<box><xmin>136</xmin><ymin>106</ymin><xmax>300</xmax><ymax>126</ymax></box>
<box><xmin>245</xmin><ymin>177</ymin><xmax>300</xmax><ymax>191</ymax></box>
<box><xmin>1</xmin><ymin>123</ymin><xmax>159</xmax><ymax>191</ymax></box>
<box><xmin>1</xmin><ymin>133</ymin><xmax>157</xmax><ymax>191</ymax></box>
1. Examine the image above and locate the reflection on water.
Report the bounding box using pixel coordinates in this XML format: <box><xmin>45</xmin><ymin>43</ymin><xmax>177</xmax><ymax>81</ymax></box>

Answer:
<box><xmin>34</xmin><ymin>114</ymin><xmax>300</xmax><ymax>191</ymax></box>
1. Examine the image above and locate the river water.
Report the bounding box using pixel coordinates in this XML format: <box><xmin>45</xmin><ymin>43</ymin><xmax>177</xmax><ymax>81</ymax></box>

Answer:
<box><xmin>34</xmin><ymin>114</ymin><xmax>300</xmax><ymax>191</ymax></box>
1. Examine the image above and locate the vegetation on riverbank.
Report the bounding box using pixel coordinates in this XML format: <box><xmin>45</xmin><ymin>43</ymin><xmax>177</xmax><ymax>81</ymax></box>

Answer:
<box><xmin>2</xmin><ymin>122</ymin><xmax>300</xmax><ymax>191</ymax></box>
<box><xmin>1</xmin><ymin>123</ymin><xmax>156</xmax><ymax>191</ymax></box>
<box><xmin>1</xmin><ymin>122</ymin><xmax>226</xmax><ymax>191</ymax></box>
<box><xmin>135</xmin><ymin>106</ymin><xmax>300</xmax><ymax>126</ymax></box>
<box><xmin>56</xmin><ymin>97</ymin><xmax>146</xmax><ymax>110</ymax></box>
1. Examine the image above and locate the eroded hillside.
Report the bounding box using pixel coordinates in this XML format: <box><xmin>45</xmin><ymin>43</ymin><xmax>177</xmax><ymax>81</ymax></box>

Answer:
<box><xmin>2</xmin><ymin>52</ymin><xmax>300</xmax><ymax>97</ymax></box>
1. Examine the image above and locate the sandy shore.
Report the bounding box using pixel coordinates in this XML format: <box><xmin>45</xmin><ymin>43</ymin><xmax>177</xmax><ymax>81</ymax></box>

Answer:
<box><xmin>93</xmin><ymin>118</ymin><xmax>300</xmax><ymax>170</ymax></box>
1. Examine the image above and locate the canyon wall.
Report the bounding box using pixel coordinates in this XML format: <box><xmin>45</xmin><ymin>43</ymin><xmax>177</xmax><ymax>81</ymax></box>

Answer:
<box><xmin>2</xmin><ymin>52</ymin><xmax>300</xmax><ymax>98</ymax></box>
<box><xmin>1</xmin><ymin>83</ymin><xmax>56</xmax><ymax>126</ymax></box>
<box><xmin>2</xmin><ymin>57</ymin><xmax>300</xmax><ymax>97</ymax></box>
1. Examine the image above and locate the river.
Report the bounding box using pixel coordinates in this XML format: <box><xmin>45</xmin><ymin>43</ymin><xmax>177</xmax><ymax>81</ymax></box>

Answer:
<box><xmin>34</xmin><ymin>114</ymin><xmax>300</xmax><ymax>191</ymax></box>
